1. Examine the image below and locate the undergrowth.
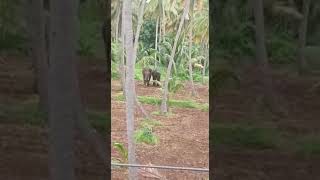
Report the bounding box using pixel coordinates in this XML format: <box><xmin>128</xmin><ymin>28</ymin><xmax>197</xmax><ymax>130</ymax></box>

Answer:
<box><xmin>115</xmin><ymin>95</ymin><xmax>209</xmax><ymax>111</ymax></box>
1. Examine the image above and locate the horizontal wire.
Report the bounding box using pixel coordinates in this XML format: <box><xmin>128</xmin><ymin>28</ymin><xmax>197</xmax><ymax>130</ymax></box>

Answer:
<box><xmin>111</xmin><ymin>163</ymin><xmax>209</xmax><ymax>172</ymax></box>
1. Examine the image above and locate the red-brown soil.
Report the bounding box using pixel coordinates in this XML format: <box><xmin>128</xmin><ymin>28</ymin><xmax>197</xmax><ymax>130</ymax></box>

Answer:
<box><xmin>212</xmin><ymin>64</ymin><xmax>320</xmax><ymax>179</ymax></box>
<box><xmin>111</xmin><ymin>80</ymin><xmax>209</xmax><ymax>179</ymax></box>
<box><xmin>1</xmin><ymin>56</ymin><xmax>320</xmax><ymax>180</ymax></box>
<box><xmin>0</xmin><ymin>56</ymin><xmax>108</xmax><ymax>180</ymax></box>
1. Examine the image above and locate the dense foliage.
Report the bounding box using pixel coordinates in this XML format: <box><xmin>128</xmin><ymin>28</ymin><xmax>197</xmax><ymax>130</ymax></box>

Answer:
<box><xmin>214</xmin><ymin>0</ymin><xmax>320</xmax><ymax>65</ymax></box>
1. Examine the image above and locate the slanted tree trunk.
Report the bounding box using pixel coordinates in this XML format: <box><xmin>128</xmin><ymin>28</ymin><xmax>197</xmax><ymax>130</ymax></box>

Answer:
<box><xmin>133</xmin><ymin>0</ymin><xmax>146</xmax><ymax>60</ymax></box>
<box><xmin>123</xmin><ymin>0</ymin><xmax>138</xmax><ymax>179</ymax></box>
<box><xmin>115</xmin><ymin>11</ymin><xmax>120</xmax><ymax>41</ymax></box>
<box><xmin>161</xmin><ymin>0</ymin><xmax>190</xmax><ymax>114</ymax></box>
<box><xmin>188</xmin><ymin>0</ymin><xmax>197</xmax><ymax>96</ymax></box>
<box><xmin>28</xmin><ymin>0</ymin><xmax>49</xmax><ymax>114</ymax></box>
<box><xmin>252</xmin><ymin>0</ymin><xmax>284</xmax><ymax>116</ymax></box>
<box><xmin>131</xmin><ymin>0</ymin><xmax>151</xmax><ymax>119</ymax></box>
<box><xmin>298</xmin><ymin>0</ymin><xmax>310</xmax><ymax>74</ymax></box>
<box><xmin>48</xmin><ymin>0</ymin><xmax>77</xmax><ymax>179</ymax></box>
<box><xmin>188</xmin><ymin>31</ymin><xmax>197</xmax><ymax>96</ymax></box>
<box><xmin>159</xmin><ymin>17</ymin><xmax>162</xmax><ymax>43</ymax></box>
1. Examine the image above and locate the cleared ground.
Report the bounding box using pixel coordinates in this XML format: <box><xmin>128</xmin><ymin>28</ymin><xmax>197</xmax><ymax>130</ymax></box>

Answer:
<box><xmin>111</xmin><ymin>80</ymin><xmax>209</xmax><ymax>179</ymax></box>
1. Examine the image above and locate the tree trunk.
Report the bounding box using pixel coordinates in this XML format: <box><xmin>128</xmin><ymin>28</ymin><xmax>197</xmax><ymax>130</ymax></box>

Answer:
<box><xmin>133</xmin><ymin>0</ymin><xmax>147</xmax><ymax>60</ymax></box>
<box><xmin>188</xmin><ymin>0</ymin><xmax>196</xmax><ymax>95</ymax></box>
<box><xmin>119</xmin><ymin>17</ymin><xmax>126</xmax><ymax>94</ymax></box>
<box><xmin>44</xmin><ymin>12</ymin><xmax>50</xmax><ymax>66</ymax></box>
<box><xmin>297</xmin><ymin>0</ymin><xmax>310</xmax><ymax>74</ymax></box>
<box><xmin>48</xmin><ymin>0</ymin><xmax>77</xmax><ymax>179</ymax></box>
<box><xmin>252</xmin><ymin>0</ymin><xmax>284</xmax><ymax>116</ymax></box>
<box><xmin>202</xmin><ymin>43</ymin><xmax>208</xmax><ymax>83</ymax></box>
<box><xmin>161</xmin><ymin>0</ymin><xmax>190</xmax><ymax>114</ymax></box>
<box><xmin>161</xmin><ymin>6</ymin><xmax>166</xmax><ymax>42</ymax></box>
<box><xmin>123</xmin><ymin>0</ymin><xmax>138</xmax><ymax>179</ymax></box>
<box><xmin>188</xmin><ymin>31</ymin><xmax>197</xmax><ymax>96</ymax></box>
<box><xmin>115</xmin><ymin>8</ymin><xmax>121</xmax><ymax>42</ymax></box>
<box><xmin>159</xmin><ymin>17</ymin><xmax>162</xmax><ymax>43</ymax></box>
<box><xmin>44</xmin><ymin>0</ymin><xmax>51</xmax><ymax>66</ymax></box>
<box><xmin>154</xmin><ymin>16</ymin><xmax>159</xmax><ymax>70</ymax></box>
<box><xmin>130</xmin><ymin>0</ymin><xmax>150</xmax><ymax>119</ymax></box>
<box><xmin>28</xmin><ymin>0</ymin><xmax>49</xmax><ymax>114</ymax></box>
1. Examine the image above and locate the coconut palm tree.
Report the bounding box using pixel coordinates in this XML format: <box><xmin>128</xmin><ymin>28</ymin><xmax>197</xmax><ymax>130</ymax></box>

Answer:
<box><xmin>27</xmin><ymin>0</ymin><xmax>49</xmax><ymax>113</ymax></box>
<box><xmin>111</xmin><ymin>0</ymin><xmax>122</xmax><ymax>41</ymax></box>
<box><xmin>297</xmin><ymin>0</ymin><xmax>311</xmax><ymax>74</ymax></box>
<box><xmin>122</xmin><ymin>0</ymin><xmax>138</xmax><ymax>178</ymax></box>
<box><xmin>144</xmin><ymin>0</ymin><xmax>166</xmax><ymax>68</ymax></box>
<box><xmin>187</xmin><ymin>0</ymin><xmax>197</xmax><ymax>96</ymax></box>
<box><xmin>48</xmin><ymin>0</ymin><xmax>78</xmax><ymax>179</ymax></box>
<box><xmin>161</xmin><ymin>0</ymin><xmax>190</xmax><ymax>114</ymax></box>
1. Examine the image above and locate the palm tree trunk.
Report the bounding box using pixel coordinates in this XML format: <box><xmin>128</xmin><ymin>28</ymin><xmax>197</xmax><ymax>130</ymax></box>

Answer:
<box><xmin>159</xmin><ymin>17</ymin><xmax>162</xmax><ymax>43</ymax></box>
<box><xmin>123</xmin><ymin>0</ymin><xmax>138</xmax><ymax>179</ymax></box>
<box><xmin>133</xmin><ymin>0</ymin><xmax>147</xmax><ymax>59</ymax></box>
<box><xmin>161</xmin><ymin>0</ymin><xmax>190</xmax><ymax>114</ymax></box>
<box><xmin>48</xmin><ymin>0</ymin><xmax>77</xmax><ymax>179</ymax></box>
<box><xmin>119</xmin><ymin>9</ymin><xmax>126</xmax><ymax>94</ymax></box>
<box><xmin>115</xmin><ymin>8</ymin><xmax>121</xmax><ymax>42</ymax></box>
<box><xmin>253</xmin><ymin>0</ymin><xmax>284</xmax><ymax>116</ymax></box>
<box><xmin>28</xmin><ymin>0</ymin><xmax>49</xmax><ymax>114</ymax></box>
<box><xmin>154</xmin><ymin>16</ymin><xmax>159</xmax><ymax>69</ymax></box>
<box><xmin>298</xmin><ymin>0</ymin><xmax>310</xmax><ymax>74</ymax></box>
<box><xmin>188</xmin><ymin>31</ymin><xmax>197</xmax><ymax>96</ymax></box>
<box><xmin>161</xmin><ymin>6</ymin><xmax>166</xmax><ymax>40</ymax></box>
<box><xmin>202</xmin><ymin>44</ymin><xmax>208</xmax><ymax>83</ymax></box>
<box><xmin>131</xmin><ymin>0</ymin><xmax>151</xmax><ymax>119</ymax></box>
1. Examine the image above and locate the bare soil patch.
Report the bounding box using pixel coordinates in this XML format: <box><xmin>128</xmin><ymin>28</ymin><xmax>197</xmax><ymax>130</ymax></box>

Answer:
<box><xmin>111</xmin><ymin>80</ymin><xmax>209</xmax><ymax>179</ymax></box>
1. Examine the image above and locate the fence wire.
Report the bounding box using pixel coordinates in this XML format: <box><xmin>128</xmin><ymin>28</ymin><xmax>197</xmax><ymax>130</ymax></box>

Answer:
<box><xmin>111</xmin><ymin>163</ymin><xmax>209</xmax><ymax>172</ymax></box>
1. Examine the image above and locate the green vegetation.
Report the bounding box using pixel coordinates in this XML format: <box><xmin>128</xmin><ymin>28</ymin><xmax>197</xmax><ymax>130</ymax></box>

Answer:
<box><xmin>134</xmin><ymin>118</ymin><xmax>161</xmax><ymax>145</ymax></box>
<box><xmin>0</xmin><ymin>0</ymin><xmax>105</xmax><ymax>57</ymax></box>
<box><xmin>295</xmin><ymin>136</ymin><xmax>320</xmax><ymax>157</ymax></box>
<box><xmin>0</xmin><ymin>0</ymin><xmax>28</xmax><ymax>54</ymax></box>
<box><xmin>111</xmin><ymin>61</ymin><xmax>120</xmax><ymax>80</ymax></box>
<box><xmin>135</xmin><ymin>126</ymin><xmax>159</xmax><ymax>145</ymax></box>
<box><xmin>87</xmin><ymin>110</ymin><xmax>110</xmax><ymax>135</ymax></box>
<box><xmin>115</xmin><ymin>94</ymin><xmax>208</xmax><ymax>111</ymax></box>
<box><xmin>213</xmin><ymin>0</ymin><xmax>320</xmax><ymax>67</ymax></box>
<box><xmin>139</xmin><ymin>118</ymin><xmax>162</xmax><ymax>128</ymax></box>
<box><xmin>0</xmin><ymin>101</ymin><xmax>110</xmax><ymax>135</ymax></box>
<box><xmin>212</xmin><ymin>123</ymin><xmax>280</xmax><ymax>150</ymax></box>
<box><xmin>112</xmin><ymin>142</ymin><xmax>128</xmax><ymax>163</ymax></box>
<box><xmin>0</xmin><ymin>100</ymin><xmax>46</xmax><ymax>126</ymax></box>
<box><xmin>211</xmin><ymin>122</ymin><xmax>320</xmax><ymax>156</ymax></box>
